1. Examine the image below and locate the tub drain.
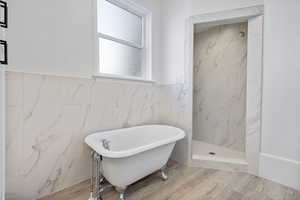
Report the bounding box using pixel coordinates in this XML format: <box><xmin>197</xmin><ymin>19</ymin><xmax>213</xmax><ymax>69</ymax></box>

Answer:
<box><xmin>209</xmin><ymin>152</ymin><xmax>216</xmax><ymax>156</ymax></box>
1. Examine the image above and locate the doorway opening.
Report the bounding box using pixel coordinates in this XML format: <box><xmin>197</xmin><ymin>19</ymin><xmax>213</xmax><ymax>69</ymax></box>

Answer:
<box><xmin>192</xmin><ymin>22</ymin><xmax>248</xmax><ymax>171</ymax></box>
<box><xmin>185</xmin><ymin>6</ymin><xmax>264</xmax><ymax>175</ymax></box>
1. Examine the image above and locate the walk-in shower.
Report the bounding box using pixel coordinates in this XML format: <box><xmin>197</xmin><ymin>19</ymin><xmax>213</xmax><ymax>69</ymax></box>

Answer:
<box><xmin>192</xmin><ymin>22</ymin><xmax>248</xmax><ymax>171</ymax></box>
<box><xmin>186</xmin><ymin>6</ymin><xmax>264</xmax><ymax>174</ymax></box>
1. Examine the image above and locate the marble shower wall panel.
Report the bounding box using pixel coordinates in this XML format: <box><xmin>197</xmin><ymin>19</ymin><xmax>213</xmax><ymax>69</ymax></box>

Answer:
<box><xmin>5</xmin><ymin>72</ymin><xmax>186</xmax><ymax>200</ymax></box>
<box><xmin>193</xmin><ymin>23</ymin><xmax>247</xmax><ymax>152</ymax></box>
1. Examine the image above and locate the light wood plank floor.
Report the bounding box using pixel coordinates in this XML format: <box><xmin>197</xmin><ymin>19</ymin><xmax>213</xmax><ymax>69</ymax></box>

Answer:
<box><xmin>39</xmin><ymin>162</ymin><xmax>300</xmax><ymax>200</ymax></box>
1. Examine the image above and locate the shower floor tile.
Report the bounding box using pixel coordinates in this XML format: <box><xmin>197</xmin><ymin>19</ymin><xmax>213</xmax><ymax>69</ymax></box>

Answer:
<box><xmin>192</xmin><ymin>140</ymin><xmax>247</xmax><ymax>164</ymax></box>
<box><xmin>191</xmin><ymin>140</ymin><xmax>248</xmax><ymax>171</ymax></box>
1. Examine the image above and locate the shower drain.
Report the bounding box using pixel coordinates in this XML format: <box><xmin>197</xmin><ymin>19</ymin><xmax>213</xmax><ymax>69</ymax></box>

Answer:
<box><xmin>209</xmin><ymin>152</ymin><xmax>216</xmax><ymax>156</ymax></box>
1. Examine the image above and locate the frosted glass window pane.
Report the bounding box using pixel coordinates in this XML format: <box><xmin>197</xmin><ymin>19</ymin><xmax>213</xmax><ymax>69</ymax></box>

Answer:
<box><xmin>98</xmin><ymin>0</ymin><xmax>143</xmax><ymax>45</ymax></box>
<box><xmin>99</xmin><ymin>38</ymin><xmax>142</xmax><ymax>77</ymax></box>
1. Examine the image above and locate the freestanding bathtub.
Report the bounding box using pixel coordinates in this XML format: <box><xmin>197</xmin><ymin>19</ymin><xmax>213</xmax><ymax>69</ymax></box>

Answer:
<box><xmin>85</xmin><ymin>125</ymin><xmax>185</xmax><ymax>199</ymax></box>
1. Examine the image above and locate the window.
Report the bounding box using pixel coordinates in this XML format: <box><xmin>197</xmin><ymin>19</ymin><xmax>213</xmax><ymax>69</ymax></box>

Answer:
<box><xmin>95</xmin><ymin>0</ymin><xmax>151</xmax><ymax>80</ymax></box>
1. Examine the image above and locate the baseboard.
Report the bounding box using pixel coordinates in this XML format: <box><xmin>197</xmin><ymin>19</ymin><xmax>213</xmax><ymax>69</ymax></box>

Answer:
<box><xmin>259</xmin><ymin>153</ymin><xmax>300</xmax><ymax>190</ymax></box>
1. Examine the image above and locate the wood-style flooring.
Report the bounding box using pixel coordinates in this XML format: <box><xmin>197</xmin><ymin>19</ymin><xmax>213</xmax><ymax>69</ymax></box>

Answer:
<box><xmin>39</xmin><ymin>162</ymin><xmax>300</xmax><ymax>200</ymax></box>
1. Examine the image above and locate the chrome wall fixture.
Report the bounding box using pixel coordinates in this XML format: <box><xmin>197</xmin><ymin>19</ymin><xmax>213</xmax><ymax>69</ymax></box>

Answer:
<box><xmin>0</xmin><ymin>1</ymin><xmax>7</xmax><ymax>28</ymax></box>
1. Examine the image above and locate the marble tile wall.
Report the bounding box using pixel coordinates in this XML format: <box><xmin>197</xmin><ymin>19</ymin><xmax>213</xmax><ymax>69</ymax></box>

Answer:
<box><xmin>5</xmin><ymin>72</ymin><xmax>188</xmax><ymax>200</ymax></box>
<box><xmin>193</xmin><ymin>23</ymin><xmax>247</xmax><ymax>152</ymax></box>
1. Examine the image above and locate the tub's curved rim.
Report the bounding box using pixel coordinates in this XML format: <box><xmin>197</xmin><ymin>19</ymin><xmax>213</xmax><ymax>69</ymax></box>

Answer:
<box><xmin>85</xmin><ymin>125</ymin><xmax>185</xmax><ymax>158</ymax></box>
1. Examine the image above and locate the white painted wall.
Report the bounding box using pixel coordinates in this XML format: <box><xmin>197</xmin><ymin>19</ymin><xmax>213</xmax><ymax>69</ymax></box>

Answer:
<box><xmin>260</xmin><ymin>0</ymin><xmax>300</xmax><ymax>190</ymax></box>
<box><xmin>262</xmin><ymin>0</ymin><xmax>300</xmax><ymax>164</ymax></box>
<box><xmin>160</xmin><ymin>0</ymin><xmax>190</xmax><ymax>83</ymax></box>
<box><xmin>8</xmin><ymin>0</ymin><xmax>94</xmax><ymax>77</ymax></box>
<box><xmin>7</xmin><ymin>0</ymin><xmax>162</xmax><ymax>80</ymax></box>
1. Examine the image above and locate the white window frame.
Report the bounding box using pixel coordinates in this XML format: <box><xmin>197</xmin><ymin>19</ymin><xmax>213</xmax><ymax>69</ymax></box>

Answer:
<box><xmin>92</xmin><ymin>0</ymin><xmax>153</xmax><ymax>82</ymax></box>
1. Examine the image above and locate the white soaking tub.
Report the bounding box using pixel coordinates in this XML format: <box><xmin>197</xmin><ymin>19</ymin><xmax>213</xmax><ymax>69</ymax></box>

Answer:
<box><xmin>85</xmin><ymin>125</ymin><xmax>185</xmax><ymax>199</ymax></box>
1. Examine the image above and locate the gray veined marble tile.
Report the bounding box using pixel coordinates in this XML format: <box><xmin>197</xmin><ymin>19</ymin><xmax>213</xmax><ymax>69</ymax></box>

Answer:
<box><xmin>193</xmin><ymin>23</ymin><xmax>247</xmax><ymax>153</ymax></box>
<box><xmin>5</xmin><ymin>71</ymin><xmax>188</xmax><ymax>199</ymax></box>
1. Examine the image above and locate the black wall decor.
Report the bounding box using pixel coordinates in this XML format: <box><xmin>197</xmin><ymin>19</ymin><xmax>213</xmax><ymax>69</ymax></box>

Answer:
<box><xmin>0</xmin><ymin>40</ymin><xmax>7</xmax><ymax>65</ymax></box>
<box><xmin>0</xmin><ymin>0</ymin><xmax>8</xmax><ymax>28</ymax></box>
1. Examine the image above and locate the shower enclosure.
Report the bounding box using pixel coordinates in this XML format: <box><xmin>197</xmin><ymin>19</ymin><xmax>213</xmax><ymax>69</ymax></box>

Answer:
<box><xmin>185</xmin><ymin>6</ymin><xmax>264</xmax><ymax>174</ymax></box>
<box><xmin>192</xmin><ymin>23</ymin><xmax>248</xmax><ymax>171</ymax></box>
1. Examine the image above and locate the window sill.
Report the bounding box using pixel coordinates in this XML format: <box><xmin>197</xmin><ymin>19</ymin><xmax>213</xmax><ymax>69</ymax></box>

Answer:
<box><xmin>93</xmin><ymin>73</ymin><xmax>155</xmax><ymax>83</ymax></box>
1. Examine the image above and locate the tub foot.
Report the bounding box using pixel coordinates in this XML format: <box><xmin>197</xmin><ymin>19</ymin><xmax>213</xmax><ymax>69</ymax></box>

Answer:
<box><xmin>160</xmin><ymin>167</ymin><xmax>168</xmax><ymax>181</ymax></box>
<box><xmin>115</xmin><ymin>186</ymin><xmax>127</xmax><ymax>200</ymax></box>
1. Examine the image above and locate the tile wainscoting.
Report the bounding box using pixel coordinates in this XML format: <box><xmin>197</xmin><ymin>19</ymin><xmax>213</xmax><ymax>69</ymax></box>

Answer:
<box><xmin>5</xmin><ymin>72</ymin><xmax>189</xmax><ymax>200</ymax></box>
